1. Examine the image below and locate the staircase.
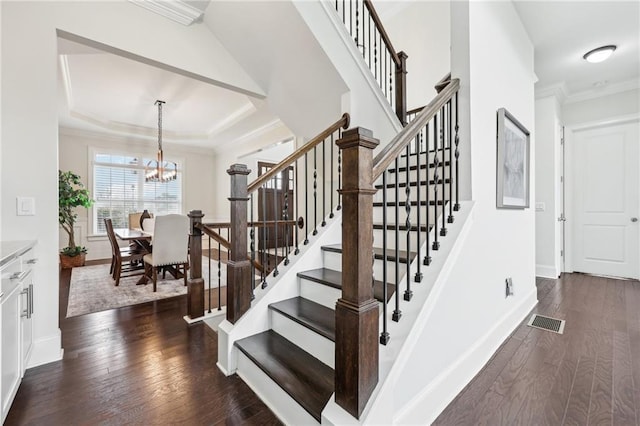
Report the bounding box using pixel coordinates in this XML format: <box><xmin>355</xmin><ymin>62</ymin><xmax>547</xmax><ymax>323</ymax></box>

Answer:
<box><xmin>185</xmin><ymin>1</ymin><xmax>467</xmax><ymax>423</ymax></box>
<box><xmin>229</xmin><ymin>134</ymin><xmax>458</xmax><ymax>423</ymax></box>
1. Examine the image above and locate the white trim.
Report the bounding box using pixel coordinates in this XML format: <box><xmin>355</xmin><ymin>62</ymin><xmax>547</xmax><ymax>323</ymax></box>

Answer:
<box><xmin>564</xmin><ymin>78</ymin><xmax>640</xmax><ymax>105</ymax></box>
<box><xmin>128</xmin><ymin>0</ymin><xmax>204</xmax><ymax>26</ymax></box>
<box><xmin>313</xmin><ymin>1</ymin><xmax>403</xmax><ymax>132</ymax></box>
<box><xmin>568</xmin><ymin>113</ymin><xmax>640</xmax><ymax>132</ymax></box>
<box><xmin>394</xmin><ymin>288</ymin><xmax>538</xmax><ymax>425</ymax></box>
<box><xmin>27</xmin><ymin>331</ymin><xmax>63</xmax><ymax>369</ymax></box>
<box><xmin>536</xmin><ymin>264</ymin><xmax>559</xmax><ymax>279</ymax></box>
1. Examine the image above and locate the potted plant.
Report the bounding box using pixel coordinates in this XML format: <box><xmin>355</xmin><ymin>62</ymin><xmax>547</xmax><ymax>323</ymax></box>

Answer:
<box><xmin>59</xmin><ymin>170</ymin><xmax>94</xmax><ymax>268</ymax></box>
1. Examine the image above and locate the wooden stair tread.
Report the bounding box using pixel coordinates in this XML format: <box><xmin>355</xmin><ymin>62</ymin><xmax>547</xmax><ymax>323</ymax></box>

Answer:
<box><xmin>298</xmin><ymin>267</ymin><xmax>395</xmax><ymax>302</ymax></box>
<box><xmin>235</xmin><ymin>330</ymin><xmax>334</xmax><ymax>422</ymax></box>
<box><xmin>269</xmin><ymin>297</ymin><xmax>335</xmax><ymax>341</ymax></box>
<box><xmin>322</xmin><ymin>244</ymin><xmax>416</xmax><ymax>264</ymax></box>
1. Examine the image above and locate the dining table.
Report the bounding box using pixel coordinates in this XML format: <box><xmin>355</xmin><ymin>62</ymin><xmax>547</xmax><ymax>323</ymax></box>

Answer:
<box><xmin>114</xmin><ymin>227</ymin><xmax>184</xmax><ymax>282</ymax></box>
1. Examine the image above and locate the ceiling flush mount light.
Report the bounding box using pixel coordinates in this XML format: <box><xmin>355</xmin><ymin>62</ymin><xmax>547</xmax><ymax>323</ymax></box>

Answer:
<box><xmin>583</xmin><ymin>45</ymin><xmax>617</xmax><ymax>63</ymax></box>
<box><xmin>145</xmin><ymin>100</ymin><xmax>177</xmax><ymax>183</ymax></box>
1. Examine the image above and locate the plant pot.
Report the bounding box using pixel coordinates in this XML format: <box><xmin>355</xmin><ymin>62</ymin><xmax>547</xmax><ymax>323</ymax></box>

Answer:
<box><xmin>60</xmin><ymin>253</ymin><xmax>86</xmax><ymax>269</ymax></box>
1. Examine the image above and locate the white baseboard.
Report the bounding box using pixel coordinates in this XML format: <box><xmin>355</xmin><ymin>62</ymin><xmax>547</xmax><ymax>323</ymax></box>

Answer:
<box><xmin>536</xmin><ymin>264</ymin><xmax>559</xmax><ymax>279</ymax></box>
<box><xmin>394</xmin><ymin>288</ymin><xmax>538</xmax><ymax>425</ymax></box>
<box><xmin>27</xmin><ymin>330</ymin><xmax>63</xmax><ymax>369</ymax></box>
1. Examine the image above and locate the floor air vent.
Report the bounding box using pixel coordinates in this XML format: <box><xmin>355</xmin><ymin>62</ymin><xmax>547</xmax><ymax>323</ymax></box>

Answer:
<box><xmin>527</xmin><ymin>314</ymin><xmax>565</xmax><ymax>334</ymax></box>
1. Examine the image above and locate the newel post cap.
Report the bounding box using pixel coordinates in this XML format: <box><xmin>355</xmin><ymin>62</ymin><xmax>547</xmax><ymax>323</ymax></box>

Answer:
<box><xmin>227</xmin><ymin>164</ymin><xmax>251</xmax><ymax>176</ymax></box>
<box><xmin>336</xmin><ymin>127</ymin><xmax>379</xmax><ymax>150</ymax></box>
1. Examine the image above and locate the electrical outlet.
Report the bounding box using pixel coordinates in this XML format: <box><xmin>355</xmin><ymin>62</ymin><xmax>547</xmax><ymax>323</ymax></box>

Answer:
<box><xmin>505</xmin><ymin>277</ymin><xmax>514</xmax><ymax>297</ymax></box>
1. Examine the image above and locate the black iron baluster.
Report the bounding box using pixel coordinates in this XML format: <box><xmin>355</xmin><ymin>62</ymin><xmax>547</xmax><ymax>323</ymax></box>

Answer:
<box><xmin>440</xmin><ymin>105</ymin><xmax>447</xmax><ymax>237</ymax></box>
<box><xmin>294</xmin><ymin>159</ymin><xmax>300</xmax><ymax>255</ymax></box>
<box><xmin>414</xmin><ymin>131</ymin><xmax>423</xmax><ymax>282</ymax></box>
<box><xmin>273</xmin><ymin>173</ymin><xmax>279</xmax><ymax>277</ymax></box>
<box><xmin>374</xmin><ymin>28</ymin><xmax>378</xmax><ymax>81</ymax></box>
<box><xmin>389</xmin><ymin>51</ymin><xmax>393</xmax><ymax>108</ymax></box>
<box><xmin>250</xmin><ymin>194</ymin><xmax>256</xmax><ymax>298</ymax></box>
<box><xmin>322</xmin><ymin>138</ymin><xmax>327</xmax><ymax>227</ymax></box>
<box><xmin>424</xmin><ymin>122</ymin><xmax>432</xmax><ymax>265</ymax></box>
<box><xmin>392</xmin><ymin>158</ymin><xmax>402</xmax><ymax>322</ymax></box>
<box><xmin>304</xmin><ymin>152</ymin><xmax>310</xmax><ymax>244</ymax></box>
<box><xmin>432</xmin><ymin>112</ymin><xmax>440</xmax><ymax>251</ymax></box>
<box><xmin>284</xmin><ymin>176</ymin><xmax>290</xmax><ymax>266</ymax></box>
<box><xmin>337</xmin><ymin>129</ymin><xmax>342</xmax><ymax>210</ymax></box>
<box><xmin>207</xmin><ymin>234</ymin><xmax>212</xmax><ymax>314</ymax></box>
<box><xmin>454</xmin><ymin>92</ymin><xmax>461</xmax><ymax>212</ymax></box>
<box><xmin>262</xmin><ymin>183</ymin><xmax>268</xmax><ymax>288</ymax></box>
<box><xmin>313</xmin><ymin>146</ymin><xmax>318</xmax><ymax>236</ymax></box>
<box><xmin>349</xmin><ymin>0</ymin><xmax>352</xmax><ymax>36</ymax></box>
<box><xmin>447</xmin><ymin>100</ymin><xmax>454</xmax><ymax>223</ymax></box>
<box><xmin>355</xmin><ymin>0</ymin><xmax>359</xmax><ymax>50</ymax></box>
<box><xmin>217</xmin><ymin>234</ymin><xmax>222</xmax><ymax>308</ymax></box>
<box><xmin>380</xmin><ymin>170</ymin><xmax>390</xmax><ymax>344</ymax></box>
<box><xmin>330</xmin><ymin>133</ymin><xmax>335</xmax><ymax>218</ymax></box>
<box><xmin>404</xmin><ymin>144</ymin><xmax>412</xmax><ymax>302</ymax></box>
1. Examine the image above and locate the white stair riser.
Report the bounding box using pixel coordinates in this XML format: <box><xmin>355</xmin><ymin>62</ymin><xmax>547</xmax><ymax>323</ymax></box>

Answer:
<box><xmin>373</xmin><ymin>228</ymin><xmax>424</xmax><ymax>252</ymax></box>
<box><xmin>236</xmin><ymin>351</ymin><xmax>318</xmax><ymax>425</ymax></box>
<box><xmin>299</xmin><ymin>277</ymin><xmax>342</xmax><ymax>309</ymax></box>
<box><xmin>270</xmin><ymin>310</ymin><xmax>335</xmax><ymax>369</ymax></box>
<box><xmin>372</xmin><ymin>204</ymin><xmax>447</xmax><ymax>224</ymax></box>
<box><xmin>373</xmin><ymin>182</ymin><xmax>451</xmax><ymax>203</ymax></box>
<box><xmin>322</xmin><ymin>249</ymin><xmax>410</xmax><ymax>284</ymax></box>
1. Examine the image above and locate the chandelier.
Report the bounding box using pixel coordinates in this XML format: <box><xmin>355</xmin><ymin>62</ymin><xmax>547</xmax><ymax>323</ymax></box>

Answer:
<box><xmin>145</xmin><ymin>100</ymin><xmax>177</xmax><ymax>182</ymax></box>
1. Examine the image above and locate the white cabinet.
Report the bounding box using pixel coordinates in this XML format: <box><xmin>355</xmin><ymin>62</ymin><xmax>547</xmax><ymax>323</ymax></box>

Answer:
<box><xmin>1</xmin><ymin>241</ymin><xmax>36</xmax><ymax>423</ymax></box>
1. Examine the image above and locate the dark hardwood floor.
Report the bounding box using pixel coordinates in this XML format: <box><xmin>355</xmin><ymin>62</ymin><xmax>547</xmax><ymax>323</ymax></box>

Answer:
<box><xmin>4</xmin><ymin>267</ymin><xmax>281</xmax><ymax>425</ymax></box>
<box><xmin>6</xmin><ymin>267</ymin><xmax>639</xmax><ymax>425</ymax></box>
<box><xmin>435</xmin><ymin>273</ymin><xmax>640</xmax><ymax>426</ymax></box>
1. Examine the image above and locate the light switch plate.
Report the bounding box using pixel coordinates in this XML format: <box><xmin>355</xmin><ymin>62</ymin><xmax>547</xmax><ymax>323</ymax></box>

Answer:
<box><xmin>16</xmin><ymin>197</ymin><xmax>36</xmax><ymax>216</ymax></box>
<box><xmin>535</xmin><ymin>202</ymin><xmax>545</xmax><ymax>212</ymax></box>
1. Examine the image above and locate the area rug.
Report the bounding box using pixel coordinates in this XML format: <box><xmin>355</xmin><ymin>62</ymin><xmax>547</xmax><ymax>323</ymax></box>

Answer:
<box><xmin>67</xmin><ymin>257</ymin><xmax>227</xmax><ymax>317</ymax></box>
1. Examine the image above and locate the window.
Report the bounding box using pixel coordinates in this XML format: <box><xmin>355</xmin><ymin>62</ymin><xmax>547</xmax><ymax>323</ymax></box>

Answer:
<box><xmin>92</xmin><ymin>151</ymin><xmax>182</xmax><ymax>234</ymax></box>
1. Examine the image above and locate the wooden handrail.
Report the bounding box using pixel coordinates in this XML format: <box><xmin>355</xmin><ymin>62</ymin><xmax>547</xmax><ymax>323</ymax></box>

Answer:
<box><xmin>406</xmin><ymin>105</ymin><xmax>426</xmax><ymax>116</ymax></box>
<box><xmin>372</xmin><ymin>79</ymin><xmax>459</xmax><ymax>180</ymax></box>
<box><xmin>247</xmin><ymin>113</ymin><xmax>350</xmax><ymax>194</ymax></box>
<box><xmin>363</xmin><ymin>0</ymin><xmax>400</xmax><ymax>66</ymax></box>
<box><xmin>434</xmin><ymin>72</ymin><xmax>452</xmax><ymax>94</ymax></box>
<box><xmin>197</xmin><ymin>223</ymin><xmax>265</xmax><ymax>273</ymax></box>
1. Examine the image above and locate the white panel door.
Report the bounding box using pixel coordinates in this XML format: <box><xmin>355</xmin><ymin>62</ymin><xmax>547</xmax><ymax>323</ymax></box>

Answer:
<box><xmin>573</xmin><ymin>121</ymin><xmax>639</xmax><ymax>279</ymax></box>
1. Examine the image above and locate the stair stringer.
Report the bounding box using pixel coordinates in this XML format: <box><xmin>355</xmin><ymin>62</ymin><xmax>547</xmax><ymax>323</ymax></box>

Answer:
<box><xmin>216</xmin><ymin>211</ymin><xmax>343</xmax><ymax>376</ymax></box>
<box><xmin>321</xmin><ymin>201</ymin><xmax>477</xmax><ymax>425</ymax></box>
<box><xmin>292</xmin><ymin>0</ymin><xmax>403</xmax><ymax>148</ymax></box>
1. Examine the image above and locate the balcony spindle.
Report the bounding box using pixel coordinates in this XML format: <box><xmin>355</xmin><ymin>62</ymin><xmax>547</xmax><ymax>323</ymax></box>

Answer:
<box><xmin>404</xmin><ymin>145</ymin><xmax>412</xmax><ymax>302</ymax></box>
<box><xmin>424</xmin><ymin>122</ymin><xmax>432</xmax><ymax>265</ymax></box>
<box><xmin>392</xmin><ymin>157</ymin><xmax>402</xmax><ymax>322</ymax></box>
<box><xmin>322</xmin><ymin>139</ymin><xmax>327</xmax><ymax>227</ymax></box>
<box><xmin>380</xmin><ymin>170</ymin><xmax>390</xmax><ymax>345</ymax></box>
<box><xmin>440</xmin><ymin>105</ymin><xmax>447</xmax><ymax>237</ymax></box>
<box><xmin>454</xmin><ymin>92</ymin><xmax>461</xmax><ymax>212</ymax></box>
<box><xmin>447</xmin><ymin>99</ymin><xmax>454</xmax><ymax>223</ymax></box>
<box><xmin>313</xmin><ymin>146</ymin><xmax>318</xmax><ymax>236</ymax></box>
<box><xmin>432</xmin><ymin>115</ymin><xmax>440</xmax><ymax>251</ymax></box>
<box><xmin>414</xmin><ymin>132</ymin><xmax>423</xmax><ymax>282</ymax></box>
<box><xmin>304</xmin><ymin>152</ymin><xmax>309</xmax><ymax>244</ymax></box>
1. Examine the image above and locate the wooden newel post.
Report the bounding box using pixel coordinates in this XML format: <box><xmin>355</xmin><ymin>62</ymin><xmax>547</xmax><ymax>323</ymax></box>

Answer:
<box><xmin>335</xmin><ymin>127</ymin><xmax>380</xmax><ymax>418</ymax></box>
<box><xmin>395</xmin><ymin>51</ymin><xmax>408</xmax><ymax>126</ymax></box>
<box><xmin>227</xmin><ymin>164</ymin><xmax>252</xmax><ymax>324</ymax></box>
<box><xmin>187</xmin><ymin>210</ymin><xmax>204</xmax><ymax>319</ymax></box>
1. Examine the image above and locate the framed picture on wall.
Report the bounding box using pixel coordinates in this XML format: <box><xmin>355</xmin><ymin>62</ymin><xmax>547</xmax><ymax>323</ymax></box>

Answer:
<box><xmin>496</xmin><ymin>107</ymin><xmax>530</xmax><ymax>209</ymax></box>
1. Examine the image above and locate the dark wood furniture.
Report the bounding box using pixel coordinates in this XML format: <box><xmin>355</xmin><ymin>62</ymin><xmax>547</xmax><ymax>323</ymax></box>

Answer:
<box><xmin>105</xmin><ymin>219</ymin><xmax>148</xmax><ymax>286</ymax></box>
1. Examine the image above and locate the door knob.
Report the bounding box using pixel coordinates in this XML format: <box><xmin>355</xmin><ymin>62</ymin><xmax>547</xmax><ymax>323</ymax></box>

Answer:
<box><xmin>632</xmin><ymin>217</ymin><xmax>638</xmax><ymax>223</ymax></box>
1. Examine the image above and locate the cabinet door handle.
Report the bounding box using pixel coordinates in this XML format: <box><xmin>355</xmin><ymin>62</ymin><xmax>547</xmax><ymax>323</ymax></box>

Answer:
<box><xmin>26</xmin><ymin>258</ymin><xmax>38</xmax><ymax>264</ymax></box>
<box><xmin>29</xmin><ymin>284</ymin><xmax>34</xmax><ymax>317</ymax></box>
<box><xmin>20</xmin><ymin>289</ymin><xmax>29</xmax><ymax>318</ymax></box>
<box><xmin>10</xmin><ymin>271</ymin><xmax>29</xmax><ymax>281</ymax></box>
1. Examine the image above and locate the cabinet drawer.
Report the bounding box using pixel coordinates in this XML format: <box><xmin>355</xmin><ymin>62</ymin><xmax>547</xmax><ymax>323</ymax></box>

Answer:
<box><xmin>1</xmin><ymin>258</ymin><xmax>22</xmax><ymax>296</ymax></box>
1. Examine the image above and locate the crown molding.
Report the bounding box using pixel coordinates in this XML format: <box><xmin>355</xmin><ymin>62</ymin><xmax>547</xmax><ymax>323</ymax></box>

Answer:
<box><xmin>128</xmin><ymin>0</ymin><xmax>205</xmax><ymax>26</ymax></box>
<box><xmin>564</xmin><ymin>78</ymin><xmax>640</xmax><ymax>104</ymax></box>
<box><xmin>535</xmin><ymin>82</ymin><xmax>567</xmax><ymax>103</ymax></box>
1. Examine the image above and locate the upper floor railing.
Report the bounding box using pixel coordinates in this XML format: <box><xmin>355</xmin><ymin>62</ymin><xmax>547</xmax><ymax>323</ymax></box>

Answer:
<box><xmin>334</xmin><ymin>0</ymin><xmax>407</xmax><ymax>124</ymax></box>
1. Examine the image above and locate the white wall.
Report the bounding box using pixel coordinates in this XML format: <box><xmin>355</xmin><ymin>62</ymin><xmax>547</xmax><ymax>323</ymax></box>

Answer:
<box><xmin>382</xmin><ymin>1</ymin><xmax>451</xmax><ymax>110</ymax></box>
<box><xmin>563</xmin><ymin>88</ymin><xmax>640</xmax><ymax>126</ymax></box>
<box><xmin>535</xmin><ymin>96</ymin><xmax>562</xmax><ymax>278</ymax></box>
<box><xmin>212</xmin><ymin>123</ymin><xmax>294</xmax><ymax>221</ymax></box>
<box><xmin>393</xmin><ymin>1</ymin><xmax>537</xmax><ymax>422</ymax></box>
<box><xmin>1</xmin><ymin>0</ymin><xmax>263</xmax><ymax>367</ymax></box>
<box><xmin>58</xmin><ymin>128</ymin><xmax>216</xmax><ymax>261</ymax></box>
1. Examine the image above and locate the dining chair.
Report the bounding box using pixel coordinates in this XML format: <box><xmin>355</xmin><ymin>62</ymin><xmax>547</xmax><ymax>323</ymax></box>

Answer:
<box><xmin>143</xmin><ymin>214</ymin><xmax>189</xmax><ymax>292</ymax></box>
<box><xmin>104</xmin><ymin>218</ymin><xmax>147</xmax><ymax>286</ymax></box>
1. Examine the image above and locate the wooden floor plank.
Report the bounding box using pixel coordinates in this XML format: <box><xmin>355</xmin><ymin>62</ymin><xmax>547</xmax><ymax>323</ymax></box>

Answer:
<box><xmin>435</xmin><ymin>273</ymin><xmax>640</xmax><ymax>426</ymax></box>
<box><xmin>4</xmin><ymin>266</ymin><xmax>281</xmax><ymax>425</ymax></box>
